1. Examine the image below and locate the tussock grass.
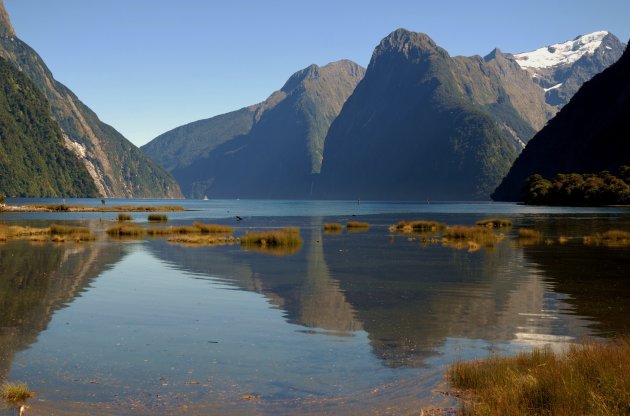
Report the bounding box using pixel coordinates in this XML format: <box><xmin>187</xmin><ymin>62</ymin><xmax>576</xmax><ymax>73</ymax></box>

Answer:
<box><xmin>0</xmin><ymin>224</ymin><xmax>50</xmax><ymax>240</ymax></box>
<box><xmin>394</xmin><ymin>220</ymin><xmax>446</xmax><ymax>233</ymax></box>
<box><xmin>168</xmin><ymin>235</ymin><xmax>237</xmax><ymax>246</ymax></box>
<box><xmin>346</xmin><ymin>221</ymin><xmax>369</xmax><ymax>231</ymax></box>
<box><xmin>117</xmin><ymin>213</ymin><xmax>133</xmax><ymax>222</ymax></box>
<box><xmin>193</xmin><ymin>222</ymin><xmax>233</xmax><ymax>234</ymax></box>
<box><xmin>442</xmin><ymin>226</ymin><xmax>504</xmax><ymax>249</ymax></box>
<box><xmin>1</xmin><ymin>382</ymin><xmax>33</xmax><ymax>405</ymax></box>
<box><xmin>476</xmin><ymin>218</ymin><xmax>512</xmax><ymax>228</ymax></box>
<box><xmin>106</xmin><ymin>223</ymin><xmax>145</xmax><ymax>237</ymax></box>
<box><xmin>240</xmin><ymin>227</ymin><xmax>303</xmax><ymax>248</ymax></box>
<box><xmin>50</xmin><ymin>224</ymin><xmax>95</xmax><ymax>242</ymax></box>
<box><xmin>323</xmin><ymin>223</ymin><xmax>343</xmax><ymax>232</ymax></box>
<box><xmin>148</xmin><ymin>214</ymin><xmax>168</xmax><ymax>222</ymax></box>
<box><xmin>583</xmin><ymin>230</ymin><xmax>630</xmax><ymax>247</ymax></box>
<box><xmin>519</xmin><ymin>228</ymin><xmax>543</xmax><ymax>241</ymax></box>
<box><xmin>448</xmin><ymin>337</ymin><xmax>630</xmax><ymax>416</ymax></box>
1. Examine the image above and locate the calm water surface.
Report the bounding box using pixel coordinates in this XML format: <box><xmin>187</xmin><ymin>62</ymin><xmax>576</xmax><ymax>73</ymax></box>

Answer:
<box><xmin>1</xmin><ymin>200</ymin><xmax>630</xmax><ymax>415</ymax></box>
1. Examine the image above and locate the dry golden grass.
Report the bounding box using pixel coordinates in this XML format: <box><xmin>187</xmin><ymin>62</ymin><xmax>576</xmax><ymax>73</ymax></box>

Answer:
<box><xmin>1</xmin><ymin>382</ymin><xmax>33</xmax><ymax>405</ymax></box>
<box><xmin>394</xmin><ymin>220</ymin><xmax>446</xmax><ymax>233</ymax></box>
<box><xmin>167</xmin><ymin>235</ymin><xmax>237</xmax><ymax>246</ymax></box>
<box><xmin>117</xmin><ymin>213</ymin><xmax>133</xmax><ymax>221</ymax></box>
<box><xmin>192</xmin><ymin>222</ymin><xmax>233</xmax><ymax>234</ymax></box>
<box><xmin>476</xmin><ymin>218</ymin><xmax>512</xmax><ymax>228</ymax></box>
<box><xmin>346</xmin><ymin>221</ymin><xmax>370</xmax><ymax>232</ymax></box>
<box><xmin>323</xmin><ymin>223</ymin><xmax>343</xmax><ymax>232</ymax></box>
<box><xmin>442</xmin><ymin>226</ymin><xmax>504</xmax><ymax>250</ymax></box>
<box><xmin>240</xmin><ymin>227</ymin><xmax>303</xmax><ymax>248</ymax></box>
<box><xmin>518</xmin><ymin>228</ymin><xmax>543</xmax><ymax>241</ymax></box>
<box><xmin>583</xmin><ymin>230</ymin><xmax>630</xmax><ymax>247</ymax></box>
<box><xmin>0</xmin><ymin>224</ymin><xmax>50</xmax><ymax>240</ymax></box>
<box><xmin>106</xmin><ymin>223</ymin><xmax>145</xmax><ymax>237</ymax></box>
<box><xmin>448</xmin><ymin>337</ymin><xmax>630</xmax><ymax>416</ymax></box>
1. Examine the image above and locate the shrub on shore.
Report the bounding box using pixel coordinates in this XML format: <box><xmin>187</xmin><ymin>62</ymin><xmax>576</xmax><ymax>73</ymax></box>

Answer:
<box><xmin>448</xmin><ymin>337</ymin><xmax>630</xmax><ymax>415</ymax></box>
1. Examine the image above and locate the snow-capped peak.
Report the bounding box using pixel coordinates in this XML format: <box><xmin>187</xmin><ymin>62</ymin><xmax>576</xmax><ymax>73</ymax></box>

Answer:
<box><xmin>514</xmin><ymin>31</ymin><xmax>609</xmax><ymax>70</ymax></box>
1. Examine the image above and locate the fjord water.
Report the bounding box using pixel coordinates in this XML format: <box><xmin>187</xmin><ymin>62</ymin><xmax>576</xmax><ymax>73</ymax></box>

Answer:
<box><xmin>1</xmin><ymin>200</ymin><xmax>630</xmax><ymax>415</ymax></box>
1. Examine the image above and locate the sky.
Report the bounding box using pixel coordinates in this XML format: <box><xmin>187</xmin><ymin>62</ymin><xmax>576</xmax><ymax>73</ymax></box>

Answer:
<box><xmin>4</xmin><ymin>0</ymin><xmax>630</xmax><ymax>147</ymax></box>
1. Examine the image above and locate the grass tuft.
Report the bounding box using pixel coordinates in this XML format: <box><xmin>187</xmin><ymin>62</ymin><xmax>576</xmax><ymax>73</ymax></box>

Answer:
<box><xmin>395</xmin><ymin>220</ymin><xmax>446</xmax><ymax>233</ymax></box>
<box><xmin>476</xmin><ymin>218</ymin><xmax>512</xmax><ymax>228</ymax></box>
<box><xmin>240</xmin><ymin>227</ymin><xmax>303</xmax><ymax>248</ymax></box>
<box><xmin>583</xmin><ymin>230</ymin><xmax>630</xmax><ymax>247</ymax></box>
<box><xmin>346</xmin><ymin>221</ymin><xmax>369</xmax><ymax>230</ymax></box>
<box><xmin>448</xmin><ymin>337</ymin><xmax>630</xmax><ymax>416</ymax></box>
<box><xmin>1</xmin><ymin>382</ymin><xmax>33</xmax><ymax>405</ymax></box>
<box><xmin>117</xmin><ymin>213</ymin><xmax>133</xmax><ymax>222</ymax></box>
<box><xmin>193</xmin><ymin>222</ymin><xmax>233</xmax><ymax>234</ymax></box>
<box><xmin>106</xmin><ymin>223</ymin><xmax>145</xmax><ymax>237</ymax></box>
<box><xmin>148</xmin><ymin>214</ymin><xmax>168</xmax><ymax>222</ymax></box>
<box><xmin>168</xmin><ymin>235</ymin><xmax>237</xmax><ymax>246</ymax></box>
<box><xmin>518</xmin><ymin>228</ymin><xmax>543</xmax><ymax>241</ymax></box>
<box><xmin>323</xmin><ymin>223</ymin><xmax>343</xmax><ymax>233</ymax></box>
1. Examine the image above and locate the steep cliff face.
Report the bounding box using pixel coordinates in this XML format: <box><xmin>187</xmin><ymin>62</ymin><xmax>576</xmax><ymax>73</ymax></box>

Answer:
<box><xmin>144</xmin><ymin>60</ymin><xmax>365</xmax><ymax>198</ymax></box>
<box><xmin>0</xmin><ymin>1</ymin><xmax>182</xmax><ymax>198</ymax></box>
<box><xmin>0</xmin><ymin>57</ymin><xmax>98</xmax><ymax>197</ymax></box>
<box><xmin>493</xmin><ymin>42</ymin><xmax>630</xmax><ymax>201</ymax></box>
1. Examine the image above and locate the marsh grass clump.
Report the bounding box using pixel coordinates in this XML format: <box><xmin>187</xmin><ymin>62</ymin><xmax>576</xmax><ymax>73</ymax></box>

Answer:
<box><xmin>448</xmin><ymin>337</ymin><xmax>630</xmax><ymax>416</ymax></box>
<box><xmin>476</xmin><ymin>218</ymin><xmax>512</xmax><ymax>228</ymax></box>
<box><xmin>148</xmin><ymin>214</ymin><xmax>168</xmax><ymax>222</ymax></box>
<box><xmin>441</xmin><ymin>226</ymin><xmax>504</xmax><ymax>251</ymax></box>
<box><xmin>49</xmin><ymin>224</ymin><xmax>95</xmax><ymax>242</ymax></box>
<box><xmin>346</xmin><ymin>221</ymin><xmax>369</xmax><ymax>231</ymax></box>
<box><xmin>1</xmin><ymin>382</ymin><xmax>33</xmax><ymax>406</ymax></box>
<box><xmin>323</xmin><ymin>223</ymin><xmax>343</xmax><ymax>233</ymax></box>
<box><xmin>240</xmin><ymin>227</ymin><xmax>303</xmax><ymax>248</ymax></box>
<box><xmin>583</xmin><ymin>230</ymin><xmax>630</xmax><ymax>247</ymax></box>
<box><xmin>518</xmin><ymin>228</ymin><xmax>543</xmax><ymax>241</ymax></box>
<box><xmin>0</xmin><ymin>225</ymin><xmax>49</xmax><ymax>241</ymax></box>
<box><xmin>395</xmin><ymin>220</ymin><xmax>446</xmax><ymax>233</ymax></box>
<box><xmin>193</xmin><ymin>222</ymin><xmax>233</xmax><ymax>234</ymax></box>
<box><xmin>168</xmin><ymin>235</ymin><xmax>237</xmax><ymax>246</ymax></box>
<box><xmin>106</xmin><ymin>223</ymin><xmax>145</xmax><ymax>237</ymax></box>
<box><xmin>117</xmin><ymin>213</ymin><xmax>133</xmax><ymax>222</ymax></box>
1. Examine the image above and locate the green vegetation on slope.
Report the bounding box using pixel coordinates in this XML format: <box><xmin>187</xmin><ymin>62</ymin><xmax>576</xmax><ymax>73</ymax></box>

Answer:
<box><xmin>522</xmin><ymin>167</ymin><xmax>630</xmax><ymax>205</ymax></box>
<box><xmin>0</xmin><ymin>58</ymin><xmax>98</xmax><ymax>197</ymax></box>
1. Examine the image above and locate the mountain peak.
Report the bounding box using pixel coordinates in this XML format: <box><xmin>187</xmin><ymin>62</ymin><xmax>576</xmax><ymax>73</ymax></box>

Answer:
<box><xmin>0</xmin><ymin>0</ymin><xmax>16</xmax><ymax>38</ymax></box>
<box><xmin>379</xmin><ymin>28</ymin><xmax>439</xmax><ymax>52</ymax></box>
<box><xmin>513</xmin><ymin>30</ymin><xmax>610</xmax><ymax>69</ymax></box>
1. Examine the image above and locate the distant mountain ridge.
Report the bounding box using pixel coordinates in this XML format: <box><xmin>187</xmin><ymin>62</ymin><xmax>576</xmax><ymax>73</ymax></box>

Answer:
<box><xmin>493</xmin><ymin>40</ymin><xmax>630</xmax><ymax>201</ymax></box>
<box><xmin>0</xmin><ymin>0</ymin><xmax>182</xmax><ymax>198</ymax></box>
<box><xmin>143</xmin><ymin>28</ymin><xmax>625</xmax><ymax>200</ymax></box>
<box><xmin>143</xmin><ymin>60</ymin><xmax>365</xmax><ymax>198</ymax></box>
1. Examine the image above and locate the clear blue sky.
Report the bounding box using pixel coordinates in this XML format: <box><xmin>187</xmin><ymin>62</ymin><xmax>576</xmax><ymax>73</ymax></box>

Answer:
<box><xmin>5</xmin><ymin>0</ymin><xmax>630</xmax><ymax>147</ymax></box>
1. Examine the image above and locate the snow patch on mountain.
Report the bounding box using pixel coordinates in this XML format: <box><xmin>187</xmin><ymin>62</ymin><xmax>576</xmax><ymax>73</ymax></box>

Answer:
<box><xmin>514</xmin><ymin>31</ymin><xmax>608</xmax><ymax>70</ymax></box>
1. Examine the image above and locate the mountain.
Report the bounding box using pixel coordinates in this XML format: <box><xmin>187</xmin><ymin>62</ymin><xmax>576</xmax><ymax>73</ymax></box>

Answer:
<box><xmin>513</xmin><ymin>31</ymin><xmax>625</xmax><ymax>108</ymax></box>
<box><xmin>492</xmin><ymin>41</ymin><xmax>630</xmax><ymax>201</ymax></box>
<box><xmin>143</xmin><ymin>60</ymin><xmax>365</xmax><ymax>198</ymax></box>
<box><xmin>0</xmin><ymin>1</ymin><xmax>181</xmax><ymax>198</ymax></box>
<box><xmin>316</xmin><ymin>29</ymin><xmax>552</xmax><ymax>200</ymax></box>
<box><xmin>0</xmin><ymin>57</ymin><xmax>97</xmax><ymax>197</ymax></box>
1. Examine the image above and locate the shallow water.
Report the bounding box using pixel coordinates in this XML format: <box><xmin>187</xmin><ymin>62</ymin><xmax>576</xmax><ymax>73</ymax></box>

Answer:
<box><xmin>1</xmin><ymin>200</ymin><xmax>630</xmax><ymax>415</ymax></box>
